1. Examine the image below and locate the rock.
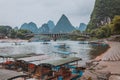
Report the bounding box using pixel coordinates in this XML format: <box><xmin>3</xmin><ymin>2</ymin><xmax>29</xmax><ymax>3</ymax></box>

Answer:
<box><xmin>20</xmin><ymin>22</ymin><xmax>38</xmax><ymax>34</ymax></box>
<box><xmin>78</xmin><ymin>23</ymin><xmax>87</xmax><ymax>32</ymax></box>
<box><xmin>109</xmin><ymin>75</ymin><xmax>120</xmax><ymax>80</ymax></box>
<box><xmin>38</xmin><ymin>23</ymin><xmax>49</xmax><ymax>34</ymax></box>
<box><xmin>97</xmin><ymin>71</ymin><xmax>111</xmax><ymax>80</ymax></box>
<box><xmin>47</xmin><ymin>20</ymin><xmax>55</xmax><ymax>32</ymax></box>
<box><xmin>87</xmin><ymin>0</ymin><xmax>120</xmax><ymax>29</ymax></box>
<box><xmin>52</xmin><ymin>14</ymin><xmax>76</xmax><ymax>33</ymax></box>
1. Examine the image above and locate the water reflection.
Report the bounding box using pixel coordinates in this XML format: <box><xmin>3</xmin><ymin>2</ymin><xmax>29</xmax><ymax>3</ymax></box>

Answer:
<box><xmin>89</xmin><ymin>44</ymin><xmax>109</xmax><ymax>59</ymax></box>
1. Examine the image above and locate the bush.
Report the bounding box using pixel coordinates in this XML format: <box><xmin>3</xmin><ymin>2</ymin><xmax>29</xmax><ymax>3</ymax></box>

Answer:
<box><xmin>111</xmin><ymin>16</ymin><xmax>120</xmax><ymax>34</ymax></box>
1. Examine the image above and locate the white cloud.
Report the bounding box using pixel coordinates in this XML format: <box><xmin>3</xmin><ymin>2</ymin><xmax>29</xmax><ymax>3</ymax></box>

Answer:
<box><xmin>0</xmin><ymin>0</ymin><xmax>95</xmax><ymax>28</ymax></box>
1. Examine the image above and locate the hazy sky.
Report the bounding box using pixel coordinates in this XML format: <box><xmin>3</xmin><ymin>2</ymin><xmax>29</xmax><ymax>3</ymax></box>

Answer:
<box><xmin>0</xmin><ymin>0</ymin><xmax>95</xmax><ymax>28</ymax></box>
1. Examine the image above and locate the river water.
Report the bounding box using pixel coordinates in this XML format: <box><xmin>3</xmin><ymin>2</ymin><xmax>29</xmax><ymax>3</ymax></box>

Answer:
<box><xmin>0</xmin><ymin>41</ymin><xmax>109</xmax><ymax>65</ymax></box>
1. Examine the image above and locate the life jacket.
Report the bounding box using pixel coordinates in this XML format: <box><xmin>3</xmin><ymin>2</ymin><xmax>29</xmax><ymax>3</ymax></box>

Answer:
<box><xmin>29</xmin><ymin>64</ymin><xmax>35</xmax><ymax>69</ymax></box>
<box><xmin>4</xmin><ymin>61</ymin><xmax>13</xmax><ymax>64</ymax></box>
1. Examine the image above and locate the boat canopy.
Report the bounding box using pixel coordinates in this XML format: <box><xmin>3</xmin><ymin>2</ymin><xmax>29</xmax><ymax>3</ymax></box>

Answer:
<box><xmin>0</xmin><ymin>69</ymin><xmax>27</xmax><ymax>80</ymax></box>
<box><xmin>37</xmin><ymin>57</ymin><xmax>82</xmax><ymax>67</ymax></box>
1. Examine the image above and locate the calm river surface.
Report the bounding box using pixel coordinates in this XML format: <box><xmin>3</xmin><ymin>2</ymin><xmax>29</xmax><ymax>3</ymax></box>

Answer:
<box><xmin>0</xmin><ymin>41</ymin><xmax>108</xmax><ymax>64</ymax></box>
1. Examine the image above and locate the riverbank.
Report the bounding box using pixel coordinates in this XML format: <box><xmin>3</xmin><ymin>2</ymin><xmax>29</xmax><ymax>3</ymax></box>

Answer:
<box><xmin>80</xmin><ymin>41</ymin><xmax>120</xmax><ymax>80</ymax></box>
<box><xmin>0</xmin><ymin>39</ymin><xmax>28</xmax><ymax>43</ymax></box>
<box><xmin>95</xmin><ymin>41</ymin><xmax>111</xmax><ymax>60</ymax></box>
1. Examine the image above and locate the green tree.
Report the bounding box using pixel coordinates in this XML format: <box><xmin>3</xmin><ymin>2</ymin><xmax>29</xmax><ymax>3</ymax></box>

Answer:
<box><xmin>111</xmin><ymin>16</ymin><xmax>120</xmax><ymax>34</ymax></box>
<box><xmin>0</xmin><ymin>26</ymin><xmax>12</xmax><ymax>37</ymax></box>
<box><xmin>101</xmin><ymin>25</ymin><xmax>111</xmax><ymax>37</ymax></box>
<box><xmin>10</xmin><ymin>29</ymin><xmax>17</xmax><ymax>38</ymax></box>
<box><xmin>89</xmin><ymin>24</ymin><xmax>111</xmax><ymax>39</ymax></box>
<box><xmin>0</xmin><ymin>27</ymin><xmax>7</xmax><ymax>34</ymax></box>
<box><xmin>96</xmin><ymin>29</ymin><xmax>106</xmax><ymax>38</ymax></box>
<box><xmin>16</xmin><ymin>29</ymin><xmax>32</xmax><ymax>39</ymax></box>
<box><xmin>72</xmin><ymin>30</ymin><xmax>81</xmax><ymax>34</ymax></box>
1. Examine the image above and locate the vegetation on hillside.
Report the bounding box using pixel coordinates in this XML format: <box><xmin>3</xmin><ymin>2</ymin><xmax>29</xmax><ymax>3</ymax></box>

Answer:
<box><xmin>70</xmin><ymin>30</ymin><xmax>81</xmax><ymax>40</ymax></box>
<box><xmin>10</xmin><ymin>29</ymin><xmax>32</xmax><ymax>39</ymax></box>
<box><xmin>87</xmin><ymin>0</ymin><xmax>120</xmax><ymax>30</ymax></box>
<box><xmin>86</xmin><ymin>0</ymin><xmax>120</xmax><ymax>39</ymax></box>
<box><xmin>111</xmin><ymin>16</ymin><xmax>120</xmax><ymax>34</ymax></box>
<box><xmin>89</xmin><ymin>16</ymin><xmax>120</xmax><ymax>39</ymax></box>
<box><xmin>0</xmin><ymin>26</ymin><xmax>32</xmax><ymax>39</ymax></box>
<box><xmin>0</xmin><ymin>26</ymin><xmax>12</xmax><ymax>37</ymax></box>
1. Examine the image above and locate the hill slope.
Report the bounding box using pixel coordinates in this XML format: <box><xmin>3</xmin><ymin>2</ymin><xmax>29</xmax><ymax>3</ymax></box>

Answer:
<box><xmin>52</xmin><ymin>14</ymin><xmax>75</xmax><ymax>33</ymax></box>
<box><xmin>20</xmin><ymin>22</ymin><xmax>38</xmax><ymax>34</ymax></box>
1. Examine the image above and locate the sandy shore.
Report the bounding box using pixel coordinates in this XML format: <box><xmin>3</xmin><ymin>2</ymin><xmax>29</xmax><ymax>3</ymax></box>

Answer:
<box><xmin>80</xmin><ymin>41</ymin><xmax>120</xmax><ymax>80</ymax></box>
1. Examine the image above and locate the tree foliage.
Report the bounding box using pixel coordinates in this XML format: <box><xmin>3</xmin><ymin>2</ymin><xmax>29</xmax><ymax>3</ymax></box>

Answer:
<box><xmin>15</xmin><ymin>29</ymin><xmax>32</xmax><ymax>39</ymax></box>
<box><xmin>111</xmin><ymin>16</ymin><xmax>120</xmax><ymax>34</ymax></box>
<box><xmin>0</xmin><ymin>26</ymin><xmax>12</xmax><ymax>36</ymax></box>
<box><xmin>72</xmin><ymin>30</ymin><xmax>81</xmax><ymax>34</ymax></box>
<box><xmin>89</xmin><ymin>16</ymin><xmax>120</xmax><ymax>39</ymax></box>
<box><xmin>10</xmin><ymin>29</ymin><xmax>17</xmax><ymax>38</ymax></box>
<box><xmin>0</xmin><ymin>26</ymin><xmax>33</xmax><ymax>39</ymax></box>
<box><xmin>89</xmin><ymin>24</ymin><xmax>111</xmax><ymax>39</ymax></box>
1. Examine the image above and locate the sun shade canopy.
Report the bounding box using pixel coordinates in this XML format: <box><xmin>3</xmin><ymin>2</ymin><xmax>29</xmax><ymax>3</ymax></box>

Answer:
<box><xmin>32</xmin><ymin>57</ymin><xmax>82</xmax><ymax>67</ymax></box>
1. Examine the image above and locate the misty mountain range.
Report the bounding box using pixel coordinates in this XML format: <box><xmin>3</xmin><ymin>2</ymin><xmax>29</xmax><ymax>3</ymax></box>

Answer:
<box><xmin>20</xmin><ymin>14</ymin><xmax>87</xmax><ymax>34</ymax></box>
